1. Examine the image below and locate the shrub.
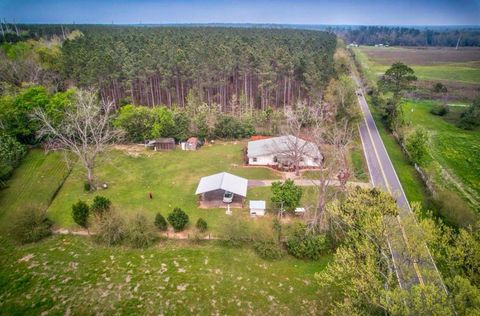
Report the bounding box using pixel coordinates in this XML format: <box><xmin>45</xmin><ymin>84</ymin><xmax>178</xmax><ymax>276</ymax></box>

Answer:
<box><xmin>458</xmin><ymin>97</ymin><xmax>480</xmax><ymax>130</ymax></box>
<box><xmin>9</xmin><ymin>208</ymin><xmax>52</xmax><ymax>244</ymax></box>
<box><xmin>93</xmin><ymin>211</ymin><xmax>126</xmax><ymax>246</ymax></box>
<box><xmin>72</xmin><ymin>200</ymin><xmax>90</xmax><ymax>228</ymax></box>
<box><xmin>196</xmin><ymin>218</ymin><xmax>208</xmax><ymax>233</ymax></box>
<box><xmin>271</xmin><ymin>179</ymin><xmax>303</xmax><ymax>213</ymax></box>
<box><xmin>405</xmin><ymin>128</ymin><xmax>429</xmax><ymax>166</ymax></box>
<box><xmin>154</xmin><ymin>213</ymin><xmax>168</xmax><ymax>231</ymax></box>
<box><xmin>127</xmin><ymin>214</ymin><xmax>156</xmax><ymax>248</ymax></box>
<box><xmin>167</xmin><ymin>208</ymin><xmax>189</xmax><ymax>232</ymax></box>
<box><xmin>213</xmin><ymin>115</ymin><xmax>255</xmax><ymax>139</ymax></box>
<box><xmin>91</xmin><ymin>196</ymin><xmax>111</xmax><ymax>217</ymax></box>
<box><xmin>430</xmin><ymin>104</ymin><xmax>449</xmax><ymax>116</ymax></box>
<box><xmin>433</xmin><ymin>82</ymin><xmax>448</xmax><ymax>93</ymax></box>
<box><xmin>83</xmin><ymin>181</ymin><xmax>91</xmax><ymax>192</ymax></box>
<box><xmin>285</xmin><ymin>224</ymin><xmax>330</xmax><ymax>260</ymax></box>
<box><xmin>254</xmin><ymin>240</ymin><xmax>285</xmax><ymax>260</ymax></box>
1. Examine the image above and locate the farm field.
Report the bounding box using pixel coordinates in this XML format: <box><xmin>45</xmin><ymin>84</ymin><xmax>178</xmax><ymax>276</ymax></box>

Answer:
<box><xmin>0</xmin><ymin>235</ymin><xmax>331</xmax><ymax>315</ymax></box>
<box><xmin>353</xmin><ymin>46</ymin><xmax>480</xmax><ymax>100</ymax></box>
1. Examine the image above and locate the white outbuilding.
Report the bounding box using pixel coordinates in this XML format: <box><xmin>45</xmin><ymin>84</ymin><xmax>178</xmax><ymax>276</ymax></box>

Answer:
<box><xmin>195</xmin><ymin>172</ymin><xmax>248</xmax><ymax>208</ymax></box>
<box><xmin>249</xmin><ymin>200</ymin><xmax>266</xmax><ymax>216</ymax></box>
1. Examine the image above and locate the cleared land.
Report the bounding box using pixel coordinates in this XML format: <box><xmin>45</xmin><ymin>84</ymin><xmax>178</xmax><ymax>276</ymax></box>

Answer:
<box><xmin>353</xmin><ymin>46</ymin><xmax>480</xmax><ymax>100</ymax></box>
<box><xmin>0</xmin><ymin>235</ymin><xmax>330</xmax><ymax>315</ymax></box>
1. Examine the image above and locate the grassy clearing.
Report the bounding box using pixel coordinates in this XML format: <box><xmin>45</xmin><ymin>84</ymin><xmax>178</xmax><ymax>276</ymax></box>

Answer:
<box><xmin>354</xmin><ymin>47</ymin><xmax>480</xmax><ymax>84</ymax></box>
<box><xmin>0</xmin><ymin>149</ymin><xmax>72</xmax><ymax>232</ymax></box>
<box><xmin>46</xmin><ymin>141</ymin><xmax>280</xmax><ymax>232</ymax></box>
<box><xmin>404</xmin><ymin>100</ymin><xmax>480</xmax><ymax>209</ymax></box>
<box><xmin>0</xmin><ymin>235</ymin><xmax>331</xmax><ymax>315</ymax></box>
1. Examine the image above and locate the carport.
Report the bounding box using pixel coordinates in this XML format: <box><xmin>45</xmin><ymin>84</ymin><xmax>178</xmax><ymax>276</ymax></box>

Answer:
<box><xmin>195</xmin><ymin>172</ymin><xmax>248</xmax><ymax>209</ymax></box>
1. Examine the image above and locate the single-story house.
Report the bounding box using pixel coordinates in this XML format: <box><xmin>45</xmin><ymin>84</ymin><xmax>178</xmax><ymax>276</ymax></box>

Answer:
<box><xmin>195</xmin><ymin>172</ymin><xmax>248</xmax><ymax>208</ymax></box>
<box><xmin>247</xmin><ymin>135</ymin><xmax>322</xmax><ymax>169</ymax></box>
<box><xmin>146</xmin><ymin>138</ymin><xmax>175</xmax><ymax>151</ymax></box>
<box><xmin>249</xmin><ymin>200</ymin><xmax>266</xmax><ymax>216</ymax></box>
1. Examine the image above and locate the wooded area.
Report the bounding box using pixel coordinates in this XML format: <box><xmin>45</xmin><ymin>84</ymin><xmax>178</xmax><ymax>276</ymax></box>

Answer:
<box><xmin>59</xmin><ymin>26</ymin><xmax>336</xmax><ymax>110</ymax></box>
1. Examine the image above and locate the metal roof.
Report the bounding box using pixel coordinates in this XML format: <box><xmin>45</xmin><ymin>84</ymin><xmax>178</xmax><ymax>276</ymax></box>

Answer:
<box><xmin>247</xmin><ymin>135</ymin><xmax>321</xmax><ymax>158</ymax></box>
<box><xmin>195</xmin><ymin>172</ymin><xmax>248</xmax><ymax>197</ymax></box>
<box><xmin>249</xmin><ymin>200</ymin><xmax>266</xmax><ymax>209</ymax></box>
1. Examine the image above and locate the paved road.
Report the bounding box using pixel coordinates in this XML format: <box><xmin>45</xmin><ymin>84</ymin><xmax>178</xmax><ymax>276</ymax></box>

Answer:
<box><xmin>354</xmin><ymin>77</ymin><xmax>446</xmax><ymax>291</ymax></box>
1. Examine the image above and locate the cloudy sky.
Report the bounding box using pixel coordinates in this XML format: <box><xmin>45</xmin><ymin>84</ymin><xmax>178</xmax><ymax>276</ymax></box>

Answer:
<box><xmin>1</xmin><ymin>0</ymin><xmax>479</xmax><ymax>25</ymax></box>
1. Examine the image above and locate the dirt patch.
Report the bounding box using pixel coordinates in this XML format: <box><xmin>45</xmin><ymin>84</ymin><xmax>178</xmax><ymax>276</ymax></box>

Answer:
<box><xmin>113</xmin><ymin>144</ymin><xmax>153</xmax><ymax>157</ymax></box>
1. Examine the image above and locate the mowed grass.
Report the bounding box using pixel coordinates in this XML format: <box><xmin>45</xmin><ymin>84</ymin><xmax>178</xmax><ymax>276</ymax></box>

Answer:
<box><xmin>47</xmin><ymin>141</ymin><xmax>281</xmax><ymax>232</ymax></box>
<box><xmin>404</xmin><ymin>100</ymin><xmax>480</xmax><ymax>206</ymax></box>
<box><xmin>354</xmin><ymin>46</ymin><xmax>480</xmax><ymax>84</ymax></box>
<box><xmin>0</xmin><ymin>235</ymin><xmax>331</xmax><ymax>315</ymax></box>
<box><xmin>0</xmin><ymin>149</ymin><xmax>72</xmax><ymax>232</ymax></box>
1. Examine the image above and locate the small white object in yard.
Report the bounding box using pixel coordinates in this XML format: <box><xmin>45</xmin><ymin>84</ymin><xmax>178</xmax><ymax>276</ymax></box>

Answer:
<box><xmin>294</xmin><ymin>207</ymin><xmax>306</xmax><ymax>214</ymax></box>
<box><xmin>226</xmin><ymin>204</ymin><xmax>232</xmax><ymax>215</ymax></box>
<box><xmin>102</xmin><ymin>183</ymin><xmax>108</xmax><ymax>189</ymax></box>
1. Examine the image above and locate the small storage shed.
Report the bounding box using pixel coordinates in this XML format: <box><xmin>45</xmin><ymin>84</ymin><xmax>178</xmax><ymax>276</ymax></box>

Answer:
<box><xmin>249</xmin><ymin>200</ymin><xmax>266</xmax><ymax>216</ymax></box>
<box><xmin>146</xmin><ymin>138</ymin><xmax>175</xmax><ymax>151</ymax></box>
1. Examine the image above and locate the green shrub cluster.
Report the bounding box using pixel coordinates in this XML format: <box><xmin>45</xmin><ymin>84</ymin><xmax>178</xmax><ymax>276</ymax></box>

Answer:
<box><xmin>127</xmin><ymin>214</ymin><xmax>156</xmax><ymax>248</ymax></box>
<box><xmin>71</xmin><ymin>196</ymin><xmax>111</xmax><ymax>228</ymax></box>
<box><xmin>167</xmin><ymin>208</ymin><xmax>189</xmax><ymax>232</ymax></box>
<box><xmin>430</xmin><ymin>104</ymin><xmax>449</xmax><ymax>116</ymax></box>
<box><xmin>285</xmin><ymin>224</ymin><xmax>330</xmax><ymax>260</ymax></box>
<box><xmin>254</xmin><ymin>240</ymin><xmax>285</xmax><ymax>260</ymax></box>
<box><xmin>196</xmin><ymin>218</ymin><xmax>208</xmax><ymax>233</ymax></box>
<box><xmin>9</xmin><ymin>208</ymin><xmax>53</xmax><ymax>244</ymax></box>
<box><xmin>154</xmin><ymin>213</ymin><xmax>168</xmax><ymax>231</ymax></box>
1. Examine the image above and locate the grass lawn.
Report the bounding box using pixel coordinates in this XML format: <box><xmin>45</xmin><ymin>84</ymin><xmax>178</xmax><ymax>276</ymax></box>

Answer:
<box><xmin>403</xmin><ymin>100</ymin><xmax>480</xmax><ymax>210</ymax></box>
<box><xmin>0</xmin><ymin>235</ymin><xmax>331</xmax><ymax>315</ymax></box>
<box><xmin>0</xmin><ymin>149</ymin><xmax>72</xmax><ymax>232</ymax></box>
<box><xmin>46</xmin><ymin>141</ymin><xmax>281</xmax><ymax>232</ymax></box>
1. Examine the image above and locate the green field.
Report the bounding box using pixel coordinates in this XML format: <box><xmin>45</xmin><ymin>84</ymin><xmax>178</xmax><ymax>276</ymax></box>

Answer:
<box><xmin>0</xmin><ymin>235</ymin><xmax>330</xmax><ymax>315</ymax></box>
<box><xmin>403</xmin><ymin>100</ymin><xmax>480</xmax><ymax>209</ymax></box>
<box><xmin>353</xmin><ymin>47</ymin><xmax>480</xmax><ymax>85</ymax></box>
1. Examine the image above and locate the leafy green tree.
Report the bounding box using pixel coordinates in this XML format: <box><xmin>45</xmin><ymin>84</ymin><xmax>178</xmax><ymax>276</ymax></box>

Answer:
<box><xmin>271</xmin><ymin>179</ymin><xmax>302</xmax><ymax>213</ymax></box>
<box><xmin>167</xmin><ymin>207</ymin><xmax>189</xmax><ymax>232</ymax></box>
<box><xmin>379</xmin><ymin>62</ymin><xmax>417</xmax><ymax>98</ymax></box>
<box><xmin>114</xmin><ymin>105</ymin><xmax>155</xmax><ymax>142</ymax></box>
<box><xmin>154</xmin><ymin>213</ymin><xmax>168</xmax><ymax>231</ymax></box>
<box><xmin>0</xmin><ymin>132</ymin><xmax>27</xmax><ymax>185</ymax></box>
<box><xmin>406</xmin><ymin>128</ymin><xmax>429</xmax><ymax>165</ymax></box>
<box><xmin>72</xmin><ymin>200</ymin><xmax>90</xmax><ymax>228</ymax></box>
<box><xmin>458</xmin><ymin>96</ymin><xmax>480</xmax><ymax>130</ymax></box>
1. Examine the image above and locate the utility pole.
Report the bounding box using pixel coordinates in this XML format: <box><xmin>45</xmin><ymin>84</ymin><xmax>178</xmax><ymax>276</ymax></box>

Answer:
<box><xmin>455</xmin><ymin>34</ymin><xmax>462</xmax><ymax>50</ymax></box>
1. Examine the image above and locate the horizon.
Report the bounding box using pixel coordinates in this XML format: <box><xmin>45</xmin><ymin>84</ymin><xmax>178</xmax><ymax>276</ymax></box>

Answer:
<box><xmin>2</xmin><ymin>0</ymin><xmax>480</xmax><ymax>26</ymax></box>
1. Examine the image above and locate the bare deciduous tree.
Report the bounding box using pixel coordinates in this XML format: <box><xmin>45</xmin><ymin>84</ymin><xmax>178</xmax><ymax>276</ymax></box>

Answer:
<box><xmin>34</xmin><ymin>89</ymin><xmax>122</xmax><ymax>190</ymax></box>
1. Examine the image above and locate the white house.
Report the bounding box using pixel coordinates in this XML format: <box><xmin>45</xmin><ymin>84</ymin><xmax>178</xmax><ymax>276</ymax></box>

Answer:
<box><xmin>247</xmin><ymin>135</ymin><xmax>322</xmax><ymax>169</ymax></box>
<box><xmin>249</xmin><ymin>200</ymin><xmax>266</xmax><ymax>216</ymax></box>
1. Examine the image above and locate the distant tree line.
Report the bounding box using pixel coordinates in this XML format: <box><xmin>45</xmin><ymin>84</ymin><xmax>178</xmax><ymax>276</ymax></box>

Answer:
<box><xmin>343</xmin><ymin>26</ymin><xmax>480</xmax><ymax>46</ymax></box>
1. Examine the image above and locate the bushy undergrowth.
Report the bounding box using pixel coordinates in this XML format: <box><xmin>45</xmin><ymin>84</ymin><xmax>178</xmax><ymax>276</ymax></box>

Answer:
<box><xmin>285</xmin><ymin>224</ymin><xmax>330</xmax><ymax>260</ymax></box>
<box><xmin>93</xmin><ymin>211</ymin><xmax>126</xmax><ymax>246</ymax></box>
<box><xmin>196</xmin><ymin>218</ymin><xmax>208</xmax><ymax>233</ymax></box>
<box><xmin>154</xmin><ymin>213</ymin><xmax>168</xmax><ymax>231</ymax></box>
<box><xmin>9</xmin><ymin>208</ymin><xmax>53</xmax><ymax>244</ymax></box>
<box><xmin>127</xmin><ymin>214</ymin><xmax>156</xmax><ymax>248</ymax></box>
<box><xmin>254</xmin><ymin>240</ymin><xmax>285</xmax><ymax>260</ymax></box>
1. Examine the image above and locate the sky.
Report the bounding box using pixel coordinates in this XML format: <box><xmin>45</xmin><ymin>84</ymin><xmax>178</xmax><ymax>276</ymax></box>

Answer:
<box><xmin>1</xmin><ymin>0</ymin><xmax>479</xmax><ymax>26</ymax></box>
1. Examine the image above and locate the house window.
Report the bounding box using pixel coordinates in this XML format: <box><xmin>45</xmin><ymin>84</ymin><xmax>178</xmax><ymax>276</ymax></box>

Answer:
<box><xmin>252</xmin><ymin>157</ymin><xmax>257</xmax><ymax>162</ymax></box>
